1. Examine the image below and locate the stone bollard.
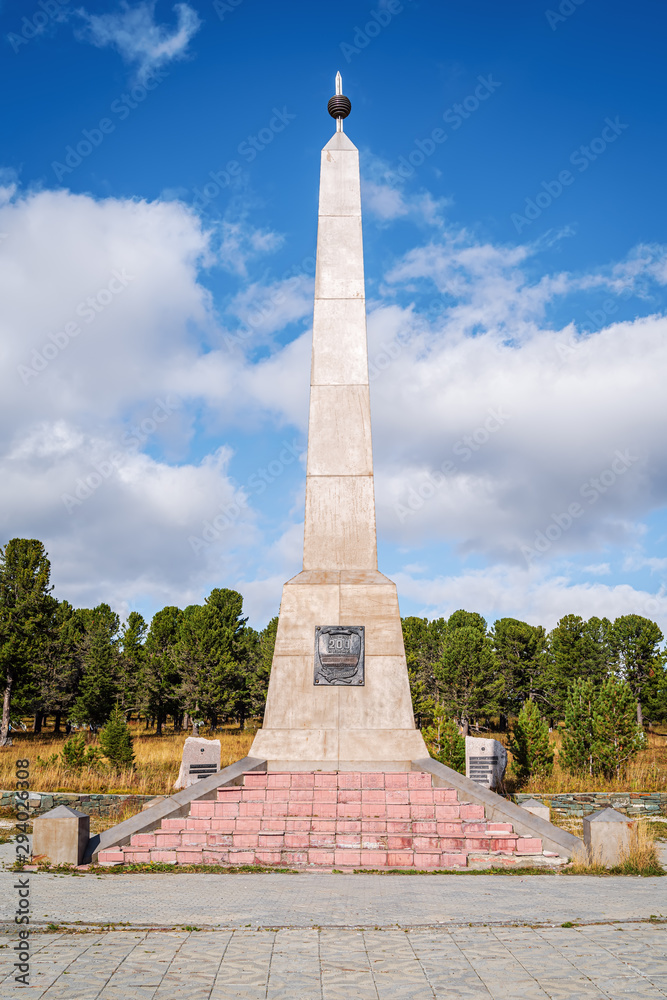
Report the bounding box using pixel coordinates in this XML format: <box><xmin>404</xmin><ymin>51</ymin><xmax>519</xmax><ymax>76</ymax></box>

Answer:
<box><xmin>583</xmin><ymin>806</ymin><xmax>635</xmax><ymax>866</ymax></box>
<box><xmin>32</xmin><ymin>805</ymin><xmax>90</xmax><ymax>866</ymax></box>
<box><xmin>519</xmin><ymin>798</ymin><xmax>550</xmax><ymax>822</ymax></box>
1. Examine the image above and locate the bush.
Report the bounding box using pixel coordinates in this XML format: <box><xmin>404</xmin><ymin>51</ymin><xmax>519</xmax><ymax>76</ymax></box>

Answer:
<box><xmin>510</xmin><ymin>699</ymin><xmax>554</xmax><ymax>783</ymax></box>
<box><xmin>60</xmin><ymin>734</ymin><xmax>103</xmax><ymax>772</ymax></box>
<box><xmin>422</xmin><ymin>707</ymin><xmax>466</xmax><ymax>773</ymax></box>
<box><xmin>99</xmin><ymin>705</ymin><xmax>135</xmax><ymax>770</ymax></box>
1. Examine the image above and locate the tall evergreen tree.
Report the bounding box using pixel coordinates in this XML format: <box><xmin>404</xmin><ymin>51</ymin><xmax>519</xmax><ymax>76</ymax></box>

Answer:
<box><xmin>34</xmin><ymin>600</ymin><xmax>83</xmax><ymax>732</ymax></box>
<box><xmin>560</xmin><ymin>677</ymin><xmax>598</xmax><ymax>776</ymax></box>
<box><xmin>402</xmin><ymin>616</ymin><xmax>447</xmax><ymax>726</ymax></box>
<box><xmin>611</xmin><ymin>614</ymin><xmax>663</xmax><ymax>726</ymax></box>
<box><xmin>592</xmin><ymin>676</ymin><xmax>646</xmax><ymax>778</ymax></box>
<box><xmin>491</xmin><ymin>617</ymin><xmax>548</xmax><ymax>716</ymax></box>
<box><xmin>70</xmin><ymin>604</ymin><xmax>120</xmax><ymax>728</ymax></box>
<box><xmin>118</xmin><ymin>612</ymin><xmax>146</xmax><ymax>714</ymax></box>
<box><xmin>177</xmin><ymin>589</ymin><xmax>249</xmax><ymax>729</ymax></box>
<box><xmin>435</xmin><ymin>611</ymin><xmax>502</xmax><ymax>735</ymax></box>
<box><xmin>547</xmin><ymin>614</ymin><xmax>614</xmax><ymax>716</ymax></box>
<box><xmin>142</xmin><ymin>605</ymin><xmax>183</xmax><ymax>735</ymax></box>
<box><xmin>0</xmin><ymin>539</ymin><xmax>56</xmax><ymax>745</ymax></box>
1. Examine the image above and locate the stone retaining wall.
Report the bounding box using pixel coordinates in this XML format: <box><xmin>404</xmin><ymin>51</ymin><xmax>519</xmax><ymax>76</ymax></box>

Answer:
<box><xmin>0</xmin><ymin>790</ymin><xmax>156</xmax><ymax>817</ymax></box>
<box><xmin>514</xmin><ymin>791</ymin><xmax>667</xmax><ymax>817</ymax></box>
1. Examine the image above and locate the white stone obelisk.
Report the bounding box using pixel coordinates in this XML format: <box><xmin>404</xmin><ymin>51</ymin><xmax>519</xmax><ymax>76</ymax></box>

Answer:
<box><xmin>250</xmin><ymin>76</ymin><xmax>427</xmax><ymax>770</ymax></box>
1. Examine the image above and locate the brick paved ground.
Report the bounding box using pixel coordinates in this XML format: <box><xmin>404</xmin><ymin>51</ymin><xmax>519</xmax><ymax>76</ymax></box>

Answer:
<box><xmin>0</xmin><ymin>924</ymin><xmax>666</xmax><ymax>999</ymax></box>
<box><xmin>1</xmin><ymin>842</ymin><xmax>666</xmax><ymax>997</ymax></box>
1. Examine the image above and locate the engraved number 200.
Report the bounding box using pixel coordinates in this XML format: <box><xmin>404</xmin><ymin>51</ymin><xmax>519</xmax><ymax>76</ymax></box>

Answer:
<box><xmin>328</xmin><ymin>635</ymin><xmax>351</xmax><ymax>652</ymax></box>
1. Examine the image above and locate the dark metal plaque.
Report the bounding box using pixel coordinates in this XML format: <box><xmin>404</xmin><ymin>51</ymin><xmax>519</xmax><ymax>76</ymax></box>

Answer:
<box><xmin>314</xmin><ymin>626</ymin><xmax>365</xmax><ymax>686</ymax></box>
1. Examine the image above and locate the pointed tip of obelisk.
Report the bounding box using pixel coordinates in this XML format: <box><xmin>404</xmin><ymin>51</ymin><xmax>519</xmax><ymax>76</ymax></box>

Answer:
<box><xmin>323</xmin><ymin>130</ymin><xmax>357</xmax><ymax>151</ymax></box>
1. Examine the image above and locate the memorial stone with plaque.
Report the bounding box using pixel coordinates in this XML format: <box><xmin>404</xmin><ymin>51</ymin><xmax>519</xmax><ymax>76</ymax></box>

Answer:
<box><xmin>174</xmin><ymin>736</ymin><xmax>221</xmax><ymax>790</ymax></box>
<box><xmin>465</xmin><ymin>736</ymin><xmax>507</xmax><ymax>790</ymax></box>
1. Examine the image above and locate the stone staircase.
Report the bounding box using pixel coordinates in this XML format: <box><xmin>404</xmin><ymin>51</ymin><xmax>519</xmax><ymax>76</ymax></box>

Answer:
<box><xmin>98</xmin><ymin>771</ymin><xmax>551</xmax><ymax>869</ymax></box>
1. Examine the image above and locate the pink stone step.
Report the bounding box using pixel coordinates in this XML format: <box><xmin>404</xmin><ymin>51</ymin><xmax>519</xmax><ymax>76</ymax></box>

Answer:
<box><xmin>104</xmin><ymin>771</ymin><xmax>544</xmax><ymax>870</ymax></box>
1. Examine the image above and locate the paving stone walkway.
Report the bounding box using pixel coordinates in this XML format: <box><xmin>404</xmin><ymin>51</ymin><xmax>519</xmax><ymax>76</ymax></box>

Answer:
<box><xmin>1</xmin><ymin>924</ymin><xmax>666</xmax><ymax>999</ymax></box>
<box><xmin>1</xmin><ymin>840</ymin><xmax>666</xmax><ymax>997</ymax></box>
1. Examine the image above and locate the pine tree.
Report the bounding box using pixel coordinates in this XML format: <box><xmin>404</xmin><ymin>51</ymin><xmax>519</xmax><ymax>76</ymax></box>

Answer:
<box><xmin>491</xmin><ymin>617</ymin><xmax>548</xmax><ymax>716</ymax></box>
<box><xmin>436</xmin><ymin>611</ymin><xmax>502</xmax><ymax>735</ymax></box>
<box><xmin>99</xmin><ymin>704</ymin><xmax>135</xmax><ymax>770</ymax></box>
<box><xmin>509</xmin><ymin>699</ymin><xmax>554</xmax><ymax>782</ymax></box>
<box><xmin>141</xmin><ymin>606</ymin><xmax>183</xmax><ymax>735</ymax></box>
<box><xmin>402</xmin><ymin>616</ymin><xmax>446</xmax><ymax>727</ymax></box>
<box><xmin>70</xmin><ymin>604</ymin><xmax>120</xmax><ymax>728</ymax></box>
<box><xmin>592</xmin><ymin>676</ymin><xmax>645</xmax><ymax>779</ymax></box>
<box><xmin>560</xmin><ymin>677</ymin><xmax>597</xmax><ymax>776</ymax></box>
<box><xmin>611</xmin><ymin>614</ymin><xmax>663</xmax><ymax>727</ymax></box>
<box><xmin>118</xmin><ymin>612</ymin><xmax>146</xmax><ymax>714</ymax></box>
<box><xmin>546</xmin><ymin>614</ymin><xmax>614</xmax><ymax>716</ymax></box>
<box><xmin>0</xmin><ymin>538</ymin><xmax>57</xmax><ymax>745</ymax></box>
<box><xmin>422</xmin><ymin>705</ymin><xmax>466</xmax><ymax>773</ymax></box>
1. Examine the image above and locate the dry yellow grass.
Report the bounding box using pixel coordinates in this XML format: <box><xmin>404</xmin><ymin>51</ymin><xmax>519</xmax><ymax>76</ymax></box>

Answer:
<box><xmin>499</xmin><ymin>727</ymin><xmax>667</xmax><ymax>794</ymax></box>
<box><xmin>0</xmin><ymin>723</ymin><xmax>256</xmax><ymax>796</ymax></box>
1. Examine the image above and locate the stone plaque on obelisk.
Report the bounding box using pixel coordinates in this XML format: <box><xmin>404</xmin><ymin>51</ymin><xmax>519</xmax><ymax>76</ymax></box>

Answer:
<box><xmin>250</xmin><ymin>75</ymin><xmax>428</xmax><ymax>770</ymax></box>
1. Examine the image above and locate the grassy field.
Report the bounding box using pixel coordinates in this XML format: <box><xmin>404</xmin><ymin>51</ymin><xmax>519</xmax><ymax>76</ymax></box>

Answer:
<box><xmin>0</xmin><ymin>723</ymin><xmax>256</xmax><ymax>796</ymax></box>
<box><xmin>506</xmin><ymin>726</ymin><xmax>667</xmax><ymax>795</ymax></box>
<box><xmin>0</xmin><ymin>720</ymin><xmax>665</xmax><ymax>796</ymax></box>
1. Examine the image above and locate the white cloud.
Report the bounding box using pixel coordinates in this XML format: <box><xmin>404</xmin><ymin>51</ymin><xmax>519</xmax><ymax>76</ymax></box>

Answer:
<box><xmin>228</xmin><ymin>273</ymin><xmax>314</xmax><ymax>340</ymax></box>
<box><xmin>362</xmin><ymin>153</ymin><xmax>450</xmax><ymax>226</ymax></box>
<box><xmin>394</xmin><ymin>564</ymin><xmax>667</xmax><ymax>635</ymax></box>
<box><xmin>217</xmin><ymin>220</ymin><xmax>284</xmax><ymax>278</ymax></box>
<box><xmin>75</xmin><ymin>1</ymin><xmax>201</xmax><ymax>84</ymax></box>
<box><xmin>582</xmin><ymin>563</ymin><xmax>612</xmax><ymax>576</ymax></box>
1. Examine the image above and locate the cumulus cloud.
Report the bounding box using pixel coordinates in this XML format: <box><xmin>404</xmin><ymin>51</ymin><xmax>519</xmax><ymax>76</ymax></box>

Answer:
<box><xmin>393</xmin><ymin>564</ymin><xmax>667</xmax><ymax>635</ymax></box>
<box><xmin>3</xmin><ymin>171</ymin><xmax>666</xmax><ymax>632</ymax></box>
<box><xmin>75</xmin><ymin>1</ymin><xmax>201</xmax><ymax>84</ymax></box>
<box><xmin>0</xmin><ymin>184</ymin><xmax>260</xmax><ymax>616</ymax></box>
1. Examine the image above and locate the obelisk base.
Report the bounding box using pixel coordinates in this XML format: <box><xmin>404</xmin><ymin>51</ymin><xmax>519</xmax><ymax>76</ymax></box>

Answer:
<box><xmin>249</xmin><ymin>570</ymin><xmax>429</xmax><ymax>771</ymax></box>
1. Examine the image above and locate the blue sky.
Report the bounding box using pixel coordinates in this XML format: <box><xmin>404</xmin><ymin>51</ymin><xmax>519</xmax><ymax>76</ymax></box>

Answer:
<box><xmin>2</xmin><ymin>0</ymin><xmax>667</xmax><ymax>636</ymax></box>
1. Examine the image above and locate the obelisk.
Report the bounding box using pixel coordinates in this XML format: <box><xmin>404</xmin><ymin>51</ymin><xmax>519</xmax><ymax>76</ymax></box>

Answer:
<box><xmin>250</xmin><ymin>75</ymin><xmax>428</xmax><ymax>770</ymax></box>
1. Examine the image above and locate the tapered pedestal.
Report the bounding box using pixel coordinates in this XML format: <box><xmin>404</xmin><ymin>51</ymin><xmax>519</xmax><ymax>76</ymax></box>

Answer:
<box><xmin>250</xmin><ymin>571</ymin><xmax>427</xmax><ymax>770</ymax></box>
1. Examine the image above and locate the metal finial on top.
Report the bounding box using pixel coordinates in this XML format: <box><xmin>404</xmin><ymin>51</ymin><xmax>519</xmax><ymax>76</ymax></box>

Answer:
<box><xmin>328</xmin><ymin>71</ymin><xmax>351</xmax><ymax>132</ymax></box>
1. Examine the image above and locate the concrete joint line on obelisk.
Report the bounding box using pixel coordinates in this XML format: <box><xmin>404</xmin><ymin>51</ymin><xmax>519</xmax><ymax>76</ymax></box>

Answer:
<box><xmin>250</xmin><ymin>75</ymin><xmax>428</xmax><ymax>771</ymax></box>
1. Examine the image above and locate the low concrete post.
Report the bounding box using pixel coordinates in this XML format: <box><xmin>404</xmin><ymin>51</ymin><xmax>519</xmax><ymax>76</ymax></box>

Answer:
<box><xmin>583</xmin><ymin>806</ymin><xmax>635</xmax><ymax>866</ymax></box>
<box><xmin>32</xmin><ymin>805</ymin><xmax>89</xmax><ymax>865</ymax></box>
<box><xmin>519</xmin><ymin>798</ymin><xmax>550</xmax><ymax>822</ymax></box>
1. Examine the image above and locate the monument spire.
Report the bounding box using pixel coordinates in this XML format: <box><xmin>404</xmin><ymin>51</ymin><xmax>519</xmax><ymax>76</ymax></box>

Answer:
<box><xmin>250</xmin><ymin>80</ymin><xmax>427</xmax><ymax>770</ymax></box>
